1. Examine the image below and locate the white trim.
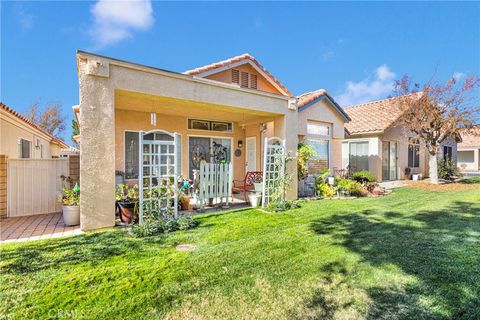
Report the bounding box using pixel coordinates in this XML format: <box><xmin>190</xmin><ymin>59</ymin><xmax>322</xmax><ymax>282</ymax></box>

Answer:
<box><xmin>245</xmin><ymin>136</ymin><xmax>257</xmax><ymax>172</ymax></box>
<box><xmin>186</xmin><ymin>118</ymin><xmax>234</xmax><ymax>134</ymax></box>
<box><xmin>190</xmin><ymin>60</ymin><xmax>289</xmax><ymax>96</ymax></box>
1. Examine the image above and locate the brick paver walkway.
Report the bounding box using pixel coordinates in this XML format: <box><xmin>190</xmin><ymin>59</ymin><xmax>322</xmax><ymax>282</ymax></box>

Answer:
<box><xmin>0</xmin><ymin>213</ymin><xmax>82</xmax><ymax>243</ymax></box>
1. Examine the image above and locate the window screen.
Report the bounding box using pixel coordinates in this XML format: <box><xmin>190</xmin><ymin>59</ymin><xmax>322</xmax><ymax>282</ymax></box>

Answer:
<box><xmin>443</xmin><ymin>146</ymin><xmax>453</xmax><ymax>160</ymax></box>
<box><xmin>349</xmin><ymin>142</ymin><xmax>369</xmax><ymax>173</ymax></box>
<box><xmin>306</xmin><ymin>139</ymin><xmax>329</xmax><ymax>174</ymax></box>
<box><xmin>408</xmin><ymin>144</ymin><xmax>420</xmax><ymax>168</ymax></box>
<box><xmin>125</xmin><ymin>132</ymin><xmax>139</xmax><ymax>179</ymax></box>
<box><xmin>19</xmin><ymin>139</ymin><xmax>31</xmax><ymax>158</ymax></box>
<box><xmin>307</xmin><ymin>122</ymin><xmax>330</xmax><ymax>136</ymax></box>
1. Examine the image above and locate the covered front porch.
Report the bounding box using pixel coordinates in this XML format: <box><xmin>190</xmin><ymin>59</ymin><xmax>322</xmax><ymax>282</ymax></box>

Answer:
<box><xmin>77</xmin><ymin>51</ymin><xmax>298</xmax><ymax>231</ymax></box>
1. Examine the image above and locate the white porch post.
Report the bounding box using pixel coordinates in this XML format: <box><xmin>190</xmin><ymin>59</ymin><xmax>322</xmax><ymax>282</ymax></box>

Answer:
<box><xmin>78</xmin><ymin>57</ymin><xmax>116</xmax><ymax>231</ymax></box>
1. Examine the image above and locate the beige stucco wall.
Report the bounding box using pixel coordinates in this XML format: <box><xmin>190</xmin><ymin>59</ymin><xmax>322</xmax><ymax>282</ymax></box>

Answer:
<box><xmin>297</xmin><ymin>98</ymin><xmax>347</xmax><ymax>171</ymax></box>
<box><xmin>77</xmin><ymin>52</ymin><xmax>298</xmax><ymax>231</ymax></box>
<box><xmin>0</xmin><ymin>109</ymin><xmax>61</xmax><ymax>159</ymax></box>
<box><xmin>205</xmin><ymin>63</ymin><xmax>282</xmax><ymax>96</ymax></box>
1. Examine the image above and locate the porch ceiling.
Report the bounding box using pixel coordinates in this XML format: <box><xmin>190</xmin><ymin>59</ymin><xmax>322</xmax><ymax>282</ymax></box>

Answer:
<box><xmin>115</xmin><ymin>89</ymin><xmax>280</xmax><ymax>123</ymax></box>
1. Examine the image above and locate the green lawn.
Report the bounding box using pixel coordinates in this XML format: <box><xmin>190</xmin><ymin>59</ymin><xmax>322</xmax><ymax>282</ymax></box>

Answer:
<box><xmin>1</xmin><ymin>185</ymin><xmax>480</xmax><ymax>319</ymax></box>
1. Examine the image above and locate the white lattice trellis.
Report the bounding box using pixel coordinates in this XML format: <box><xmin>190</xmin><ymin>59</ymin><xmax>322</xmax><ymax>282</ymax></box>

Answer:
<box><xmin>262</xmin><ymin>137</ymin><xmax>286</xmax><ymax>208</ymax></box>
<box><xmin>139</xmin><ymin>130</ymin><xmax>180</xmax><ymax>224</ymax></box>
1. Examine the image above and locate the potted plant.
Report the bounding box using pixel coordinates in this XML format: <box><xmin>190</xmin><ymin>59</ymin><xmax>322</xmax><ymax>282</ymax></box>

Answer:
<box><xmin>248</xmin><ymin>193</ymin><xmax>262</xmax><ymax>207</ymax></box>
<box><xmin>116</xmin><ymin>184</ymin><xmax>139</xmax><ymax>224</ymax></box>
<box><xmin>178</xmin><ymin>191</ymin><xmax>191</xmax><ymax>211</ymax></box>
<box><xmin>60</xmin><ymin>183</ymin><xmax>80</xmax><ymax>226</ymax></box>
<box><xmin>252</xmin><ymin>175</ymin><xmax>263</xmax><ymax>193</ymax></box>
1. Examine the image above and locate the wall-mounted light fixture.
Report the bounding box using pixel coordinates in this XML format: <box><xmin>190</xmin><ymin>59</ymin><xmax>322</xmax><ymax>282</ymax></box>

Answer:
<box><xmin>150</xmin><ymin>112</ymin><xmax>157</xmax><ymax>126</ymax></box>
<box><xmin>237</xmin><ymin>140</ymin><xmax>243</xmax><ymax>148</ymax></box>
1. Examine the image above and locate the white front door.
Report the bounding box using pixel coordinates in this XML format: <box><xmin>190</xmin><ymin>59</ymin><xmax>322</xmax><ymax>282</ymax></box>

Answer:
<box><xmin>246</xmin><ymin>136</ymin><xmax>256</xmax><ymax>172</ymax></box>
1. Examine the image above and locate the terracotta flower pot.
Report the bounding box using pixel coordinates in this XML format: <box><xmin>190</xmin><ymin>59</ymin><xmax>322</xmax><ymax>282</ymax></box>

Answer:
<box><xmin>117</xmin><ymin>201</ymin><xmax>136</xmax><ymax>224</ymax></box>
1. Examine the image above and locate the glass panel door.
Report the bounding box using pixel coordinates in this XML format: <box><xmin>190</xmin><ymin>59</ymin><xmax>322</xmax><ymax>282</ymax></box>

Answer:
<box><xmin>189</xmin><ymin>137</ymin><xmax>210</xmax><ymax>179</ymax></box>
<box><xmin>382</xmin><ymin>141</ymin><xmax>398</xmax><ymax>181</ymax></box>
<box><xmin>211</xmin><ymin>138</ymin><xmax>231</xmax><ymax>164</ymax></box>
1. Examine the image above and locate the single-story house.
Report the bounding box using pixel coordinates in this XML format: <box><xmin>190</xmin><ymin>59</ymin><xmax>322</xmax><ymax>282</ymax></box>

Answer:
<box><xmin>75</xmin><ymin>51</ymin><xmax>349</xmax><ymax>230</ymax></box>
<box><xmin>0</xmin><ymin>102</ymin><xmax>68</xmax><ymax>159</ymax></box>
<box><xmin>343</xmin><ymin>96</ymin><xmax>458</xmax><ymax>182</ymax></box>
<box><xmin>457</xmin><ymin>126</ymin><xmax>480</xmax><ymax>173</ymax></box>
<box><xmin>0</xmin><ymin>102</ymin><xmax>69</xmax><ymax>218</ymax></box>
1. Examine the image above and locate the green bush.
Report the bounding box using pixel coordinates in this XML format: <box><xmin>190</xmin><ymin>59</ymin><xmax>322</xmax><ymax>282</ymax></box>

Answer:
<box><xmin>352</xmin><ymin>170</ymin><xmax>376</xmax><ymax>184</ymax></box>
<box><xmin>131</xmin><ymin>216</ymin><xmax>197</xmax><ymax>237</ymax></box>
<box><xmin>267</xmin><ymin>200</ymin><xmax>301</xmax><ymax>212</ymax></box>
<box><xmin>337</xmin><ymin>179</ymin><xmax>368</xmax><ymax>197</ymax></box>
<box><xmin>437</xmin><ymin>158</ymin><xmax>461</xmax><ymax>180</ymax></box>
<box><xmin>317</xmin><ymin>183</ymin><xmax>335</xmax><ymax>197</ymax></box>
<box><xmin>297</xmin><ymin>143</ymin><xmax>317</xmax><ymax>180</ymax></box>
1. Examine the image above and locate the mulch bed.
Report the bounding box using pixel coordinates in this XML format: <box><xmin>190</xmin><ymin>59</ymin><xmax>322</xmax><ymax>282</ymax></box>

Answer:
<box><xmin>404</xmin><ymin>180</ymin><xmax>479</xmax><ymax>192</ymax></box>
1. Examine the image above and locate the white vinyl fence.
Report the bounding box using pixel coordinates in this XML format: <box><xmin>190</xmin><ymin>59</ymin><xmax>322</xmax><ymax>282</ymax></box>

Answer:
<box><xmin>197</xmin><ymin>161</ymin><xmax>232</xmax><ymax>209</ymax></box>
<box><xmin>8</xmin><ymin>159</ymin><xmax>68</xmax><ymax>217</ymax></box>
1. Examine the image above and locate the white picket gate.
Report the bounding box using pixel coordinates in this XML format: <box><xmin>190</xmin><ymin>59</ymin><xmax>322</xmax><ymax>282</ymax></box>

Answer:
<box><xmin>197</xmin><ymin>162</ymin><xmax>232</xmax><ymax>209</ymax></box>
<box><xmin>8</xmin><ymin>159</ymin><xmax>68</xmax><ymax>217</ymax></box>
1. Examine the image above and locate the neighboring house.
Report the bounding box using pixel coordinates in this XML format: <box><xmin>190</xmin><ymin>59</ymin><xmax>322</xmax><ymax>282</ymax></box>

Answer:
<box><xmin>0</xmin><ymin>102</ymin><xmax>68</xmax><ymax>159</ymax></box>
<box><xmin>457</xmin><ymin>126</ymin><xmax>480</xmax><ymax>172</ymax></box>
<box><xmin>74</xmin><ymin>51</ymin><xmax>349</xmax><ymax>230</ymax></box>
<box><xmin>0</xmin><ymin>102</ymin><xmax>69</xmax><ymax>218</ymax></box>
<box><xmin>343</xmin><ymin>96</ymin><xmax>458</xmax><ymax>182</ymax></box>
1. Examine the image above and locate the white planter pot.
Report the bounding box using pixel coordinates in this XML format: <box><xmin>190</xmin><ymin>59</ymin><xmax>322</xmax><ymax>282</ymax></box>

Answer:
<box><xmin>248</xmin><ymin>194</ymin><xmax>262</xmax><ymax>207</ymax></box>
<box><xmin>62</xmin><ymin>205</ymin><xmax>80</xmax><ymax>226</ymax></box>
<box><xmin>253</xmin><ymin>182</ymin><xmax>263</xmax><ymax>193</ymax></box>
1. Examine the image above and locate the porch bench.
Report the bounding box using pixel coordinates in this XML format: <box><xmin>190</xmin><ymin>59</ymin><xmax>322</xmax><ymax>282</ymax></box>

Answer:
<box><xmin>232</xmin><ymin>171</ymin><xmax>263</xmax><ymax>202</ymax></box>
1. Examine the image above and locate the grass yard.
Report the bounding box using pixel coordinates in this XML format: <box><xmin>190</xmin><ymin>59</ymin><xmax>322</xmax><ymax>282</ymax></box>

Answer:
<box><xmin>1</xmin><ymin>182</ymin><xmax>480</xmax><ymax>319</ymax></box>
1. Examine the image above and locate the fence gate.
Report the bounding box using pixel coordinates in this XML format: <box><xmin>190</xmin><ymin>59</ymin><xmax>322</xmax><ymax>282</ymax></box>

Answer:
<box><xmin>8</xmin><ymin>159</ymin><xmax>69</xmax><ymax>217</ymax></box>
<box><xmin>197</xmin><ymin>162</ymin><xmax>232</xmax><ymax>209</ymax></box>
<box><xmin>262</xmin><ymin>137</ymin><xmax>286</xmax><ymax>208</ymax></box>
<box><xmin>139</xmin><ymin>130</ymin><xmax>179</xmax><ymax>224</ymax></box>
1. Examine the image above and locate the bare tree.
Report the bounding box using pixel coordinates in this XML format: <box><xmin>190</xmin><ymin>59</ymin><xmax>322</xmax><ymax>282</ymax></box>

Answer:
<box><xmin>24</xmin><ymin>102</ymin><xmax>66</xmax><ymax>138</ymax></box>
<box><xmin>393</xmin><ymin>74</ymin><xmax>479</xmax><ymax>184</ymax></box>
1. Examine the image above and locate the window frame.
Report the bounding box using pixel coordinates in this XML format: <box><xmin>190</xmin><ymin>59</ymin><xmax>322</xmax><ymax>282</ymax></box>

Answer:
<box><xmin>124</xmin><ymin>131</ymin><xmax>140</xmax><ymax>180</ymax></box>
<box><xmin>18</xmin><ymin>138</ymin><xmax>32</xmax><ymax>159</ymax></box>
<box><xmin>187</xmin><ymin>118</ymin><xmax>233</xmax><ymax>133</ymax></box>
<box><xmin>408</xmin><ymin>143</ymin><xmax>420</xmax><ymax>168</ymax></box>
<box><xmin>443</xmin><ymin>146</ymin><xmax>453</xmax><ymax>160</ymax></box>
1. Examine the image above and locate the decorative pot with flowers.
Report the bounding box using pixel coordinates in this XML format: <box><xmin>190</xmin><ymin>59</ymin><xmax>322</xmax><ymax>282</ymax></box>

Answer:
<box><xmin>59</xmin><ymin>183</ymin><xmax>80</xmax><ymax>226</ymax></box>
<box><xmin>115</xmin><ymin>184</ymin><xmax>139</xmax><ymax>224</ymax></box>
<box><xmin>252</xmin><ymin>175</ymin><xmax>263</xmax><ymax>193</ymax></box>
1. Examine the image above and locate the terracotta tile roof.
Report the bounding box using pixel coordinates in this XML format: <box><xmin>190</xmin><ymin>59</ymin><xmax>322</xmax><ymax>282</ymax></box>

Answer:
<box><xmin>297</xmin><ymin>89</ymin><xmax>351</xmax><ymax>121</ymax></box>
<box><xmin>344</xmin><ymin>96</ymin><xmax>405</xmax><ymax>135</ymax></box>
<box><xmin>183</xmin><ymin>53</ymin><xmax>292</xmax><ymax>97</ymax></box>
<box><xmin>0</xmin><ymin>102</ymin><xmax>69</xmax><ymax>148</ymax></box>
<box><xmin>459</xmin><ymin>126</ymin><xmax>480</xmax><ymax>148</ymax></box>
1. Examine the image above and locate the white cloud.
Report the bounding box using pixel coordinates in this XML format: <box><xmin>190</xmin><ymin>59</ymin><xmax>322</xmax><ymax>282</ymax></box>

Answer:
<box><xmin>335</xmin><ymin>64</ymin><xmax>396</xmax><ymax>107</ymax></box>
<box><xmin>453</xmin><ymin>72</ymin><xmax>466</xmax><ymax>81</ymax></box>
<box><xmin>89</xmin><ymin>0</ymin><xmax>154</xmax><ymax>49</ymax></box>
<box><xmin>16</xmin><ymin>6</ymin><xmax>34</xmax><ymax>30</ymax></box>
<box><xmin>322</xmin><ymin>50</ymin><xmax>335</xmax><ymax>61</ymax></box>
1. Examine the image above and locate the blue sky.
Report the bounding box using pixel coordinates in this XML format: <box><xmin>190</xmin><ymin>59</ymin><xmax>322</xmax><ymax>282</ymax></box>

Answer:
<box><xmin>2</xmin><ymin>1</ymin><xmax>479</xmax><ymax>143</ymax></box>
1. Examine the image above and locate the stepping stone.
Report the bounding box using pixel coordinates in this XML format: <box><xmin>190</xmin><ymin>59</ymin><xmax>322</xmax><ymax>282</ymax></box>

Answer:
<box><xmin>175</xmin><ymin>244</ymin><xmax>197</xmax><ymax>251</ymax></box>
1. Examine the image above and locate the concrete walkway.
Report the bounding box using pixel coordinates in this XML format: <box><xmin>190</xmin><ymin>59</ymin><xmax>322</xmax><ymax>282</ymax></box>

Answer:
<box><xmin>0</xmin><ymin>213</ymin><xmax>82</xmax><ymax>243</ymax></box>
<box><xmin>378</xmin><ymin>180</ymin><xmax>405</xmax><ymax>190</ymax></box>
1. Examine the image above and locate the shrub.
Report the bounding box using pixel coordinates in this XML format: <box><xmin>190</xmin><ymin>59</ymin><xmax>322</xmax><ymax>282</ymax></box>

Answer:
<box><xmin>438</xmin><ymin>158</ymin><xmax>461</xmax><ymax>180</ymax></box>
<box><xmin>131</xmin><ymin>216</ymin><xmax>197</xmax><ymax>237</ymax></box>
<box><xmin>267</xmin><ymin>200</ymin><xmax>301</xmax><ymax>212</ymax></box>
<box><xmin>297</xmin><ymin>143</ymin><xmax>317</xmax><ymax>180</ymax></box>
<box><xmin>352</xmin><ymin>170</ymin><xmax>376</xmax><ymax>184</ymax></box>
<box><xmin>337</xmin><ymin>179</ymin><xmax>368</xmax><ymax>197</ymax></box>
<box><xmin>317</xmin><ymin>183</ymin><xmax>335</xmax><ymax>198</ymax></box>
<box><xmin>177</xmin><ymin>216</ymin><xmax>198</xmax><ymax>230</ymax></box>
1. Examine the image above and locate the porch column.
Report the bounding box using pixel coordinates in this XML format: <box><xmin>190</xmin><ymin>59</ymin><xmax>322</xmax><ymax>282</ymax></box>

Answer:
<box><xmin>78</xmin><ymin>57</ymin><xmax>116</xmax><ymax>231</ymax></box>
<box><xmin>274</xmin><ymin>112</ymin><xmax>298</xmax><ymax>200</ymax></box>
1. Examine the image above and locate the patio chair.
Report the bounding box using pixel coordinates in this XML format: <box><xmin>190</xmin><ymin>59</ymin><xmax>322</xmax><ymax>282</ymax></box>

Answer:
<box><xmin>232</xmin><ymin>171</ymin><xmax>263</xmax><ymax>202</ymax></box>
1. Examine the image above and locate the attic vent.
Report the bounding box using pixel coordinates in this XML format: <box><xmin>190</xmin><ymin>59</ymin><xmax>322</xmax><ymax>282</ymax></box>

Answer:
<box><xmin>250</xmin><ymin>74</ymin><xmax>257</xmax><ymax>89</ymax></box>
<box><xmin>241</xmin><ymin>72</ymin><xmax>249</xmax><ymax>88</ymax></box>
<box><xmin>232</xmin><ymin>69</ymin><xmax>239</xmax><ymax>84</ymax></box>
